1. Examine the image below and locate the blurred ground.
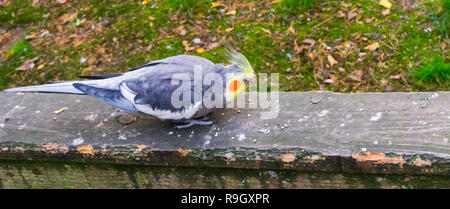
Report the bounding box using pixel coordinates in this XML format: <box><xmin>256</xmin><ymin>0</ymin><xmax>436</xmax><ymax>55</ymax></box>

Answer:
<box><xmin>0</xmin><ymin>0</ymin><xmax>448</xmax><ymax>92</ymax></box>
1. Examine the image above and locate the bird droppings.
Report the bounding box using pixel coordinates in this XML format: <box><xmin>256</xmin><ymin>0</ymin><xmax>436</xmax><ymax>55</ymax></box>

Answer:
<box><xmin>370</xmin><ymin>112</ymin><xmax>383</xmax><ymax>122</ymax></box>
<box><xmin>431</xmin><ymin>93</ymin><xmax>438</xmax><ymax>98</ymax></box>
<box><xmin>54</xmin><ymin>107</ymin><xmax>67</xmax><ymax>114</ymax></box>
<box><xmin>118</xmin><ymin>135</ymin><xmax>127</xmax><ymax>140</ymax></box>
<box><xmin>361</xmin><ymin>147</ymin><xmax>367</xmax><ymax>152</ymax></box>
<box><xmin>339</xmin><ymin>123</ymin><xmax>345</xmax><ymax>127</ymax></box>
<box><xmin>258</xmin><ymin>129</ymin><xmax>270</xmax><ymax>134</ymax></box>
<box><xmin>281</xmin><ymin>153</ymin><xmax>296</xmax><ymax>162</ymax></box>
<box><xmin>373</xmin><ymin>140</ymin><xmax>378</xmax><ymax>145</ymax></box>
<box><xmin>35</xmin><ymin>110</ymin><xmax>40</xmax><ymax>114</ymax></box>
<box><xmin>72</xmin><ymin>137</ymin><xmax>84</xmax><ymax>146</ymax></box>
<box><xmin>317</xmin><ymin>110</ymin><xmax>329</xmax><ymax>117</ymax></box>
<box><xmin>84</xmin><ymin>113</ymin><xmax>98</xmax><ymax>122</ymax></box>
<box><xmin>238</xmin><ymin>134</ymin><xmax>247</xmax><ymax>141</ymax></box>
<box><xmin>13</xmin><ymin>105</ymin><xmax>20</xmax><ymax>109</ymax></box>
<box><xmin>388</xmin><ymin>141</ymin><xmax>392</xmax><ymax>145</ymax></box>
<box><xmin>168</xmin><ymin>131</ymin><xmax>174</xmax><ymax>135</ymax></box>
<box><xmin>0</xmin><ymin>123</ymin><xmax>4</xmax><ymax>128</ymax></box>
<box><xmin>253</xmin><ymin>139</ymin><xmax>257</xmax><ymax>143</ymax></box>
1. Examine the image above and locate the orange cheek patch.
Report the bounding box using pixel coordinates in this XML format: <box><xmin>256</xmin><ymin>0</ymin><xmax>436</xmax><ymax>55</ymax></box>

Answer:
<box><xmin>228</xmin><ymin>80</ymin><xmax>242</xmax><ymax>92</ymax></box>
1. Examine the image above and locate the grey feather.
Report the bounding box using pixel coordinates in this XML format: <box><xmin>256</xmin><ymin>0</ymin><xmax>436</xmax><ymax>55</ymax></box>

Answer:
<box><xmin>73</xmin><ymin>83</ymin><xmax>138</xmax><ymax>112</ymax></box>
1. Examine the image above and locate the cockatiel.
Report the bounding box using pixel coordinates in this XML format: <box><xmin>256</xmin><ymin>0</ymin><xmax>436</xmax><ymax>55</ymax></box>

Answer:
<box><xmin>3</xmin><ymin>48</ymin><xmax>255</xmax><ymax>129</ymax></box>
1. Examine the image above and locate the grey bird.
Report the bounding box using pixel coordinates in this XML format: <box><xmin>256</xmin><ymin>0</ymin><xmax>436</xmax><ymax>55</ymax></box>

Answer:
<box><xmin>3</xmin><ymin>48</ymin><xmax>255</xmax><ymax>129</ymax></box>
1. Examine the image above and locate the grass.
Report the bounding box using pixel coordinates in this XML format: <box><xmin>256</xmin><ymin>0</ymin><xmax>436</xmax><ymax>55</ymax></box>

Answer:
<box><xmin>0</xmin><ymin>0</ymin><xmax>448</xmax><ymax>92</ymax></box>
<box><xmin>412</xmin><ymin>56</ymin><xmax>449</xmax><ymax>86</ymax></box>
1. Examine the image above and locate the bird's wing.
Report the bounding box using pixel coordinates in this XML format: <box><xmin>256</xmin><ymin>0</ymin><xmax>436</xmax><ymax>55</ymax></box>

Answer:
<box><xmin>120</xmin><ymin>75</ymin><xmax>203</xmax><ymax>120</ymax></box>
<box><xmin>73</xmin><ymin>83</ymin><xmax>138</xmax><ymax>112</ymax></box>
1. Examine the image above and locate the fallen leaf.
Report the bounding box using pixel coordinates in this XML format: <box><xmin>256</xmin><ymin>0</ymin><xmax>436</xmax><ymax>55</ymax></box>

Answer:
<box><xmin>348</xmin><ymin>11</ymin><xmax>357</xmax><ymax>20</ymax></box>
<box><xmin>390</xmin><ymin>74</ymin><xmax>402</xmax><ymax>79</ymax></box>
<box><xmin>337</xmin><ymin>11</ymin><xmax>346</xmax><ymax>18</ymax></box>
<box><xmin>0</xmin><ymin>32</ymin><xmax>12</xmax><ymax>46</ymax></box>
<box><xmin>381</xmin><ymin>8</ymin><xmax>390</xmax><ymax>16</ymax></box>
<box><xmin>302</xmin><ymin>39</ymin><xmax>316</xmax><ymax>45</ymax></box>
<box><xmin>196</xmin><ymin>48</ymin><xmax>205</xmax><ymax>53</ymax></box>
<box><xmin>379</xmin><ymin>0</ymin><xmax>392</xmax><ymax>9</ymax></box>
<box><xmin>211</xmin><ymin>2</ymin><xmax>222</xmax><ymax>8</ymax></box>
<box><xmin>261</xmin><ymin>28</ymin><xmax>272</xmax><ymax>35</ymax></box>
<box><xmin>148</xmin><ymin>16</ymin><xmax>155</xmax><ymax>20</ymax></box>
<box><xmin>225</xmin><ymin>27</ymin><xmax>234</xmax><ymax>32</ymax></box>
<box><xmin>365</xmin><ymin>42</ymin><xmax>380</xmax><ymax>51</ymax></box>
<box><xmin>347</xmin><ymin>70</ymin><xmax>363</xmax><ymax>82</ymax></box>
<box><xmin>24</xmin><ymin>34</ymin><xmax>38</xmax><ymax>40</ymax></box>
<box><xmin>142</xmin><ymin>0</ymin><xmax>151</xmax><ymax>5</ymax></box>
<box><xmin>56</xmin><ymin>0</ymin><xmax>67</xmax><ymax>4</ymax></box>
<box><xmin>270</xmin><ymin>0</ymin><xmax>283</xmax><ymax>4</ymax></box>
<box><xmin>16</xmin><ymin>57</ymin><xmax>39</xmax><ymax>71</ymax></box>
<box><xmin>56</xmin><ymin>12</ymin><xmax>78</xmax><ymax>25</ymax></box>
<box><xmin>327</xmin><ymin>55</ymin><xmax>338</xmax><ymax>66</ymax></box>
<box><xmin>307</xmin><ymin>52</ymin><xmax>315</xmax><ymax>61</ymax></box>
<box><xmin>288</xmin><ymin>25</ymin><xmax>296</xmax><ymax>35</ymax></box>
<box><xmin>226</xmin><ymin>10</ymin><xmax>236</xmax><ymax>15</ymax></box>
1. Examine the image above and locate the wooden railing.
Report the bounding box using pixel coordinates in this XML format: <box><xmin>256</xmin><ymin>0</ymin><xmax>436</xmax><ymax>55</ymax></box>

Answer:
<box><xmin>0</xmin><ymin>91</ymin><xmax>449</xmax><ymax>188</ymax></box>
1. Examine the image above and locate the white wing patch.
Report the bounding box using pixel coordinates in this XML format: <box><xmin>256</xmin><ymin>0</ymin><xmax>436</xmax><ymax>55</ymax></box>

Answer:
<box><xmin>119</xmin><ymin>82</ymin><xmax>201</xmax><ymax>120</ymax></box>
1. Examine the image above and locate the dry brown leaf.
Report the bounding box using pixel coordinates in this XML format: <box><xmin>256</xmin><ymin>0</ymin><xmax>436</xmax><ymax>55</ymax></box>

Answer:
<box><xmin>307</xmin><ymin>52</ymin><xmax>315</xmax><ymax>61</ymax></box>
<box><xmin>211</xmin><ymin>2</ymin><xmax>222</xmax><ymax>8</ymax></box>
<box><xmin>16</xmin><ymin>57</ymin><xmax>39</xmax><ymax>71</ymax></box>
<box><xmin>196</xmin><ymin>48</ymin><xmax>205</xmax><ymax>53</ymax></box>
<box><xmin>225</xmin><ymin>27</ymin><xmax>234</xmax><ymax>32</ymax></box>
<box><xmin>365</xmin><ymin>42</ymin><xmax>380</xmax><ymax>51</ymax></box>
<box><xmin>302</xmin><ymin>39</ymin><xmax>316</xmax><ymax>45</ymax></box>
<box><xmin>348</xmin><ymin>70</ymin><xmax>363</xmax><ymax>82</ymax></box>
<box><xmin>390</xmin><ymin>74</ymin><xmax>402</xmax><ymax>79</ymax></box>
<box><xmin>381</xmin><ymin>8</ymin><xmax>390</xmax><ymax>16</ymax></box>
<box><xmin>56</xmin><ymin>0</ymin><xmax>67</xmax><ymax>4</ymax></box>
<box><xmin>288</xmin><ymin>25</ymin><xmax>296</xmax><ymax>35</ymax></box>
<box><xmin>226</xmin><ymin>10</ymin><xmax>236</xmax><ymax>15</ymax></box>
<box><xmin>327</xmin><ymin>55</ymin><xmax>338</xmax><ymax>66</ymax></box>
<box><xmin>261</xmin><ymin>28</ymin><xmax>272</xmax><ymax>35</ymax></box>
<box><xmin>270</xmin><ymin>0</ymin><xmax>283</xmax><ymax>4</ymax></box>
<box><xmin>0</xmin><ymin>32</ymin><xmax>12</xmax><ymax>46</ymax></box>
<box><xmin>56</xmin><ymin>12</ymin><xmax>78</xmax><ymax>25</ymax></box>
<box><xmin>379</xmin><ymin>0</ymin><xmax>392</xmax><ymax>9</ymax></box>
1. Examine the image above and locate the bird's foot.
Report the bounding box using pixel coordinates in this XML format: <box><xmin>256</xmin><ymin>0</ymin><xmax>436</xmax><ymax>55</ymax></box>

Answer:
<box><xmin>173</xmin><ymin>119</ymin><xmax>214</xmax><ymax>129</ymax></box>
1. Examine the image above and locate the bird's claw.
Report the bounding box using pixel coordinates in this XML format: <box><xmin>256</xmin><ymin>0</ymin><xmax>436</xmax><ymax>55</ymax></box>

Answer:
<box><xmin>174</xmin><ymin>119</ymin><xmax>214</xmax><ymax>129</ymax></box>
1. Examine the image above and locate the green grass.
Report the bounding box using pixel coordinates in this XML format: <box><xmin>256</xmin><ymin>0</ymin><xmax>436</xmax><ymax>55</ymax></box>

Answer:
<box><xmin>0</xmin><ymin>0</ymin><xmax>47</xmax><ymax>28</ymax></box>
<box><xmin>413</xmin><ymin>56</ymin><xmax>449</xmax><ymax>85</ymax></box>
<box><xmin>0</xmin><ymin>0</ymin><xmax>448</xmax><ymax>92</ymax></box>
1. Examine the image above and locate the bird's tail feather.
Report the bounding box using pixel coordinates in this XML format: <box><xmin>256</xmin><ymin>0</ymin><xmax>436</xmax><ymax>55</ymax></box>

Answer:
<box><xmin>2</xmin><ymin>80</ymin><xmax>96</xmax><ymax>94</ymax></box>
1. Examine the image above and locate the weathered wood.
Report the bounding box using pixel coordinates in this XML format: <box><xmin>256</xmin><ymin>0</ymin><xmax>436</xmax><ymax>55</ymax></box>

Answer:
<box><xmin>1</xmin><ymin>160</ymin><xmax>449</xmax><ymax>189</ymax></box>
<box><xmin>0</xmin><ymin>91</ymin><xmax>449</xmax><ymax>183</ymax></box>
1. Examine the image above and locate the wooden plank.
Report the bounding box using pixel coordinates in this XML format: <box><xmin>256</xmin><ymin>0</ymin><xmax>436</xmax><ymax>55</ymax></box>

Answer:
<box><xmin>1</xmin><ymin>160</ymin><xmax>449</xmax><ymax>189</ymax></box>
<box><xmin>0</xmin><ymin>92</ymin><xmax>449</xmax><ymax>175</ymax></box>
